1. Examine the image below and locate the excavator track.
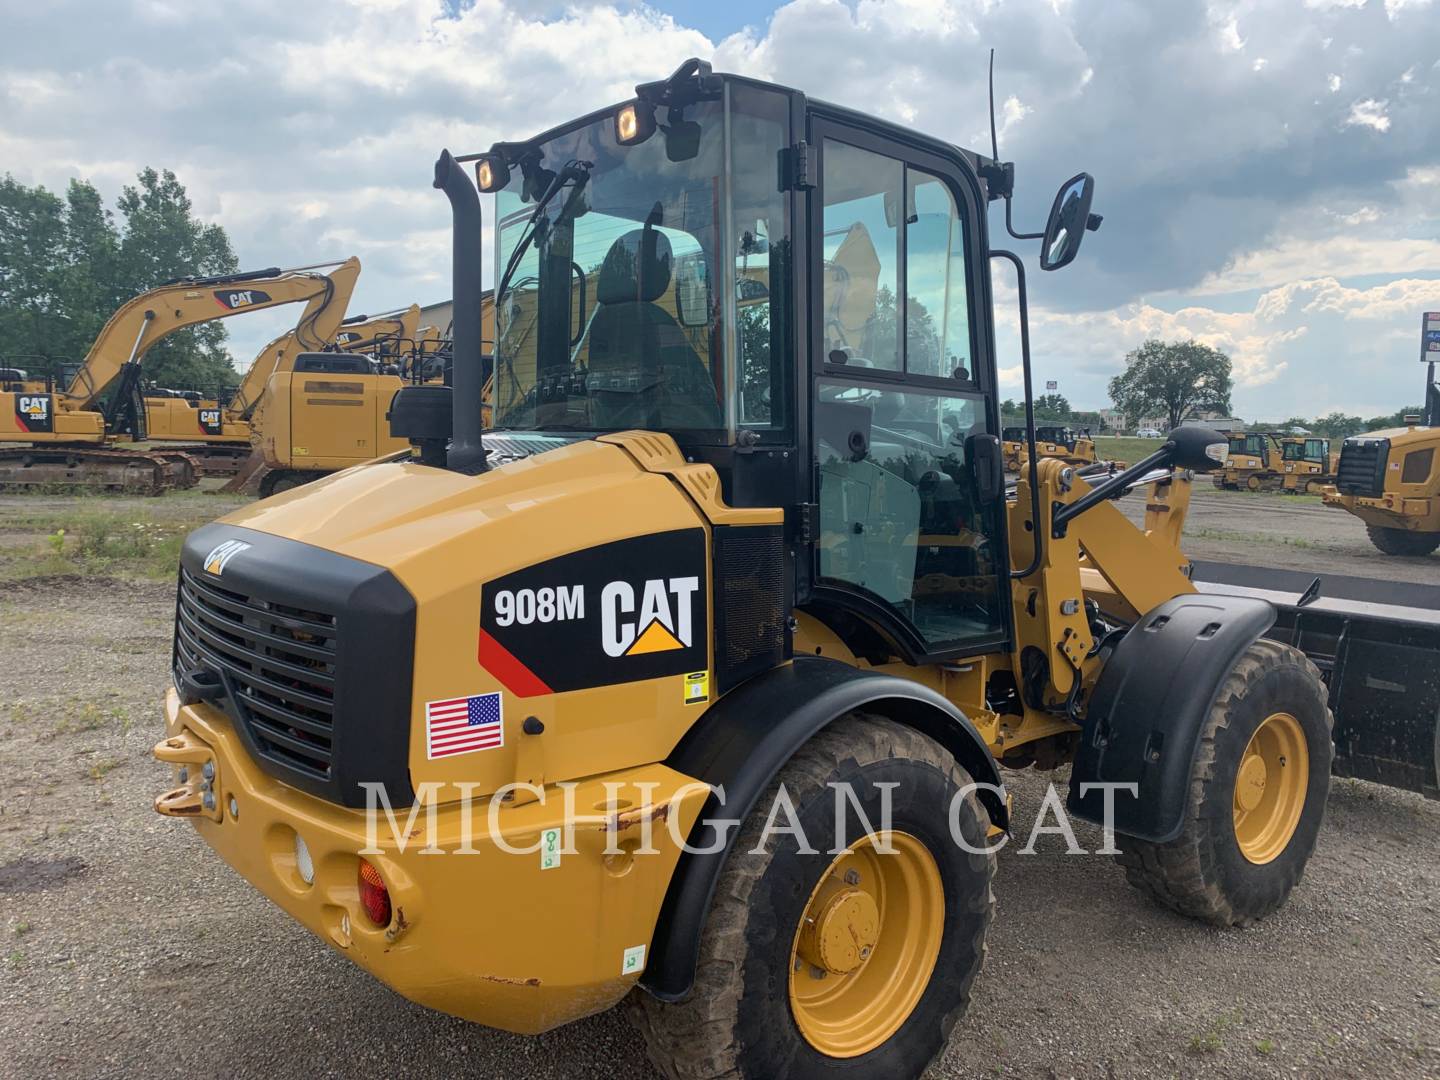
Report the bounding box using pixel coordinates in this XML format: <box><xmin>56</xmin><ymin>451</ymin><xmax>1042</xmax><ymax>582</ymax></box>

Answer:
<box><xmin>149</xmin><ymin>443</ymin><xmax>252</xmax><ymax>477</ymax></box>
<box><xmin>0</xmin><ymin>445</ymin><xmax>200</xmax><ymax>495</ymax></box>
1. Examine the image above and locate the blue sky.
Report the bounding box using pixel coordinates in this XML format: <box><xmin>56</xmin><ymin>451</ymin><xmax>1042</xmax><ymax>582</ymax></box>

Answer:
<box><xmin>1</xmin><ymin>0</ymin><xmax>1437</xmax><ymax>420</ymax></box>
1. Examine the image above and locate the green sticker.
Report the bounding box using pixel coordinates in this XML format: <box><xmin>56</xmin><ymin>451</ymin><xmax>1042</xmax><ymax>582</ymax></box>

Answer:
<box><xmin>622</xmin><ymin>944</ymin><xmax>646</xmax><ymax>975</ymax></box>
<box><xmin>540</xmin><ymin>827</ymin><xmax>562</xmax><ymax>870</ymax></box>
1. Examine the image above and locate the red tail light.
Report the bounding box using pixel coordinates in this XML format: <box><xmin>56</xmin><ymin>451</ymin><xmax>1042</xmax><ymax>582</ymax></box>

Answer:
<box><xmin>358</xmin><ymin>859</ymin><xmax>392</xmax><ymax>927</ymax></box>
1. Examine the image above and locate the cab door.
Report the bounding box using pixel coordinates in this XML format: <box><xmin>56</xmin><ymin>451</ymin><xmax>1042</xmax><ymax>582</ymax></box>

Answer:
<box><xmin>805</xmin><ymin>117</ymin><xmax>1010</xmax><ymax>662</ymax></box>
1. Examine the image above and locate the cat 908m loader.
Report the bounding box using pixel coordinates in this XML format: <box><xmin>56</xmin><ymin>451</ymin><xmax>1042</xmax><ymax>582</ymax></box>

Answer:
<box><xmin>152</xmin><ymin>60</ymin><xmax>1440</xmax><ymax>1080</ymax></box>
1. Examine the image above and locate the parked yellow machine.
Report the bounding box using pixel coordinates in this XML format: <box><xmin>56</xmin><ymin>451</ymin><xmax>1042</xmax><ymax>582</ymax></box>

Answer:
<box><xmin>152</xmin><ymin>61</ymin><xmax>1439</xmax><ymax>1080</ymax></box>
<box><xmin>250</xmin><ymin>301</ymin><xmax>489</xmax><ymax>496</ymax></box>
<box><xmin>1212</xmin><ymin>430</ymin><xmax>1281</xmax><ymax>490</ymax></box>
<box><xmin>1323</xmin><ymin>398</ymin><xmax>1440</xmax><ymax>555</ymax></box>
<box><xmin>141</xmin><ymin>259</ymin><xmax>363</xmax><ymax>475</ymax></box>
<box><xmin>1277</xmin><ymin>436</ymin><xmax>1336</xmax><ymax>494</ymax></box>
<box><xmin>0</xmin><ymin>261</ymin><xmax>361</xmax><ymax>492</ymax></box>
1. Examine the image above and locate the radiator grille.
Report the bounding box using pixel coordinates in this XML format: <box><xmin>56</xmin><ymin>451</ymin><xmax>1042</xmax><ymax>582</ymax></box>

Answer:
<box><xmin>1335</xmin><ymin>437</ymin><xmax>1388</xmax><ymax>497</ymax></box>
<box><xmin>175</xmin><ymin>567</ymin><xmax>338</xmax><ymax>780</ymax></box>
<box><xmin>712</xmin><ymin>525</ymin><xmax>789</xmax><ymax>694</ymax></box>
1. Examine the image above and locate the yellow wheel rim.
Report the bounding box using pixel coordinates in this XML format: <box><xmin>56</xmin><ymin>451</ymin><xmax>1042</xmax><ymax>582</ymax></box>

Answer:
<box><xmin>1232</xmin><ymin>712</ymin><xmax>1309</xmax><ymax>865</ymax></box>
<box><xmin>787</xmin><ymin>831</ymin><xmax>943</xmax><ymax>1058</ymax></box>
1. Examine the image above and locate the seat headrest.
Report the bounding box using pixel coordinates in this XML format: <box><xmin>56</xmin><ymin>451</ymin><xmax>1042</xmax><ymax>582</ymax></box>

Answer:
<box><xmin>598</xmin><ymin>229</ymin><xmax>673</xmax><ymax>305</ymax></box>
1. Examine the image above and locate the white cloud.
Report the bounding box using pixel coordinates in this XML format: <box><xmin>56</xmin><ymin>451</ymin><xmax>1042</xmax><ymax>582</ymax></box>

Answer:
<box><xmin>0</xmin><ymin>0</ymin><xmax>1436</xmax><ymax>420</ymax></box>
<box><xmin>1345</xmin><ymin>97</ymin><xmax>1392</xmax><ymax>131</ymax></box>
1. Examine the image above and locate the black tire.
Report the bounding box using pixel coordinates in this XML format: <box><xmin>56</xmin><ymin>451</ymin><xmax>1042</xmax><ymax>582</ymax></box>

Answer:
<box><xmin>629</xmin><ymin>715</ymin><xmax>995</xmax><ymax>1080</ymax></box>
<box><xmin>1114</xmin><ymin>640</ymin><xmax>1333</xmax><ymax>927</ymax></box>
<box><xmin>258</xmin><ymin>471</ymin><xmax>306</xmax><ymax>498</ymax></box>
<box><xmin>1365</xmin><ymin>525</ymin><xmax>1440</xmax><ymax>557</ymax></box>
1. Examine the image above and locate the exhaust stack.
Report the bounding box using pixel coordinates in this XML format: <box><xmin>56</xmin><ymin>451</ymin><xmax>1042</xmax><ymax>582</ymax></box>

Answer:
<box><xmin>433</xmin><ymin>149</ymin><xmax>489</xmax><ymax>474</ymax></box>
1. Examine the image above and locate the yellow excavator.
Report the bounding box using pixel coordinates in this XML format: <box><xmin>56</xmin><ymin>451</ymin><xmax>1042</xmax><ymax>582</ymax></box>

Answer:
<box><xmin>141</xmin><ymin>258</ymin><xmax>363</xmax><ymax>476</ymax></box>
<box><xmin>246</xmin><ymin>305</ymin><xmax>425</xmax><ymax>497</ymax></box>
<box><xmin>152</xmin><ymin>60</ymin><xmax>1439</xmax><ymax>1080</ymax></box>
<box><xmin>1323</xmin><ymin>383</ymin><xmax>1440</xmax><ymax>555</ymax></box>
<box><xmin>0</xmin><ymin>261</ymin><xmax>361</xmax><ymax>493</ymax></box>
<box><xmin>247</xmin><ymin>302</ymin><xmax>492</xmax><ymax>497</ymax></box>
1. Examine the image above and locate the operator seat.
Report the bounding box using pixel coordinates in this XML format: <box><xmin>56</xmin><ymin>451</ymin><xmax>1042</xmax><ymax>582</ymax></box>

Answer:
<box><xmin>586</xmin><ymin>228</ymin><xmax>722</xmax><ymax>429</ymax></box>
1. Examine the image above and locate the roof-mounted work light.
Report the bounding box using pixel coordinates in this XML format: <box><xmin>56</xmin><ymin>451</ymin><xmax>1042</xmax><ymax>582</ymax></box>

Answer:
<box><xmin>474</xmin><ymin>154</ymin><xmax>510</xmax><ymax>193</ymax></box>
<box><xmin>616</xmin><ymin>101</ymin><xmax>657</xmax><ymax>146</ymax></box>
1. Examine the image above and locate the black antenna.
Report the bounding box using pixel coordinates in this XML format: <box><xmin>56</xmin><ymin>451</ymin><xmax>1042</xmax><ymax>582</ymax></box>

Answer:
<box><xmin>989</xmin><ymin>49</ymin><xmax>1001</xmax><ymax>166</ymax></box>
<box><xmin>989</xmin><ymin>49</ymin><xmax>1043</xmax><ymax>242</ymax></box>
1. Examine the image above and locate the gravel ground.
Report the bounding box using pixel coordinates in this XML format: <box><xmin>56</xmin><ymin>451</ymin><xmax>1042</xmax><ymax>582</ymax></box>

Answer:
<box><xmin>1120</xmin><ymin>486</ymin><xmax>1440</xmax><ymax>586</ymax></box>
<box><xmin>0</xmin><ymin>490</ymin><xmax>1437</xmax><ymax>1079</ymax></box>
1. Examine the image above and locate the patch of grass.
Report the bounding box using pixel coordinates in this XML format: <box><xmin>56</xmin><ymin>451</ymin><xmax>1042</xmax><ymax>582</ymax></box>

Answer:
<box><xmin>1188</xmin><ymin>1008</ymin><xmax>1243</xmax><ymax>1056</ymax></box>
<box><xmin>1256</xmin><ymin>1038</ymin><xmax>1277</xmax><ymax>1056</ymax></box>
<box><xmin>1094</xmin><ymin>435</ymin><xmax>1165</xmax><ymax>465</ymax></box>
<box><xmin>88</xmin><ymin>756</ymin><xmax>124</xmax><ymax>781</ymax></box>
<box><xmin>13</xmin><ymin>922</ymin><xmax>32</xmax><ymax>937</ymax></box>
<box><xmin>0</xmin><ymin>490</ymin><xmax>250</xmax><ymax>581</ymax></box>
<box><xmin>54</xmin><ymin>702</ymin><xmax>119</xmax><ymax>736</ymax></box>
<box><xmin>1188</xmin><ymin>526</ymin><xmax>1322</xmax><ymax>550</ymax></box>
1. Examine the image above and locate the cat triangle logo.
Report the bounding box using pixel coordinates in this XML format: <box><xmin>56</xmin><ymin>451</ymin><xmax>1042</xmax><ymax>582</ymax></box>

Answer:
<box><xmin>203</xmin><ymin>539</ymin><xmax>251</xmax><ymax>576</ymax></box>
<box><xmin>625</xmin><ymin>619</ymin><xmax>684</xmax><ymax>655</ymax></box>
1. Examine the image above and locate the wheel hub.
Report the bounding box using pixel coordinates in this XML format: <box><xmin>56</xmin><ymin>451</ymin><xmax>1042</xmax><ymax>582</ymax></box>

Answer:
<box><xmin>787</xmin><ymin>831</ymin><xmax>944</xmax><ymax>1058</ymax></box>
<box><xmin>1232</xmin><ymin>711</ymin><xmax>1309</xmax><ymax>865</ymax></box>
<box><xmin>1235</xmin><ymin>754</ymin><xmax>1268</xmax><ymax>812</ymax></box>
<box><xmin>797</xmin><ymin>887</ymin><xmax>880</xmax><ymax>975</ymax></box>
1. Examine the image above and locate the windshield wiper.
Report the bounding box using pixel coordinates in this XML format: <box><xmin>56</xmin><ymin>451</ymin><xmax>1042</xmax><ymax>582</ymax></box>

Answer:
<box><xmin>495</xmin><ymin>160</ymin><xmax>593</xmax><ymax>307</ymax></box>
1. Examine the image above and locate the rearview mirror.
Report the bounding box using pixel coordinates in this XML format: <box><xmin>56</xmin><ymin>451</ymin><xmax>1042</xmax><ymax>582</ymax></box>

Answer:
<box><xmin>1166</xmin><ymin>425</ymin><xmax>1229</xmax><ymax>473</ymax></box>
<box><xmin>1040</xmin><ymin>173</ymin><xmax>1096</xmax><ymax>271</ymax></box>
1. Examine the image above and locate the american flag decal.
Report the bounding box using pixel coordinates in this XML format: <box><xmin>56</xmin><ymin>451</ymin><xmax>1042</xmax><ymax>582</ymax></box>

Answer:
<box><xmin>425</xmin><ymin>692</ymin><xmax>504</xmax><ymax>759</ymax></box>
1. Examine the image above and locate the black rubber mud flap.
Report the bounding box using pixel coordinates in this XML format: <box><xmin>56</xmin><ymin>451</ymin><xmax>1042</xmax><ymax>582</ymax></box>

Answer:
<box><xmin>1067</xmin><ymin>594</ymin><xmax>1276</xmax><ymax>843</ymax></box>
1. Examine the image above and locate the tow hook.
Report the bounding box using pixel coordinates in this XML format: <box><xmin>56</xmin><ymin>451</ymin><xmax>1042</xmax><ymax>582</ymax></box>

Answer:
<box><xmin>153</xmin><ymin>730</ymin><xmax>224</xmax><ymax>822</ymax></box>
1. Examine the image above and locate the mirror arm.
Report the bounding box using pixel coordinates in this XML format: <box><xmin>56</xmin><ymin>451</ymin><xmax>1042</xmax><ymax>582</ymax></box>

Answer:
<box><xmin>1051</xmin><ymin>447</ymin><xmax>1174</xmax><ymax>537</ymax></box>
<box><xmin>989</xmin><ymin>248</ymin><xmax>1044</xmax><ymax>580</ymax></box>
<box><xmin>1003</xmin><ymin>196</ymin><xmax>1044</xmax><ymax>242</ymax></box>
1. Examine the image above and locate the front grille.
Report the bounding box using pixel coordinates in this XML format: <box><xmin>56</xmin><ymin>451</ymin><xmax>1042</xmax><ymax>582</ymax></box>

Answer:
<box><xmin>1336</xmin><ymin>437</ymin><xmax>1388</xmax><ymax>497</ymax></box>
<box><xmin>175</xmin><ymin>566</ymin><xmax>338</xmax><ymax>780</ymax></box>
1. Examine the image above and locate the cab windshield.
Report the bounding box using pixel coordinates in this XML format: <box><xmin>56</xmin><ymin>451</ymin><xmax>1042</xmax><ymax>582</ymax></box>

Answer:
<box><xmin>490</xmin><ymin>81</ymin><xmax>791</xmax><ymax>442</ymax></box>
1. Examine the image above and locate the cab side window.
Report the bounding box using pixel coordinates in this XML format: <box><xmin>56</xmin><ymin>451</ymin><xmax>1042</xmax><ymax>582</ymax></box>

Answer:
<box><xmin>820</xmin><ymin>141</ymin><xmax>973</xmax><ymax>382</ymax></box>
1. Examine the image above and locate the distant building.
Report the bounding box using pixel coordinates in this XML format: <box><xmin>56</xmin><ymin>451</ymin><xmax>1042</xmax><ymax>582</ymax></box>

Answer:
<box><xmin>419</xmin><ymin>300</ymin><xmax>453</xmax><ymax>335</ymax></box>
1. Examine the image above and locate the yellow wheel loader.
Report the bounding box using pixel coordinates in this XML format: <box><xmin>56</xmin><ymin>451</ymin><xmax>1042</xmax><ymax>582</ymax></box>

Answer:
<box><xmin>141</xmin><ymin>258</ymin><xmax>363</xmax><ymax>477</ymax></box>
<box><xmin>153</xmin><ymin>60</ymin><xmax>1440</xmax><ymax>1079</ymax></box>
<box><xmin>0</xmin><ymin>260</ymin><xmax>359</xmax><ymax>493</ymax></box>
<box><xmin>1323</xmin><ymin>388</ymin><xmax>1440</xmax><ymax>555</ymax></box>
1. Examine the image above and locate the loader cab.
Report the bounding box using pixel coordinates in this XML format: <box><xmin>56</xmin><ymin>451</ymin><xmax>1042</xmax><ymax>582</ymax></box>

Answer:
<box><xmin>474</xmin><ymin>65</ymin><xmax>1079</xmax><ymax>665</ymax></box>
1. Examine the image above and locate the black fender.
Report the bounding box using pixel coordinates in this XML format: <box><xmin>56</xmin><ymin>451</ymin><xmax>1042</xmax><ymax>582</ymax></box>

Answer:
<box><xmin>641</xmin><ymin>655</ymin><xmax>1004</xmax><ymax>1001</ymax></box>
<box><xmin>1067</xmin><ymin>593</ymin><xmax>1276</xmax><ymax>843</ymax></box>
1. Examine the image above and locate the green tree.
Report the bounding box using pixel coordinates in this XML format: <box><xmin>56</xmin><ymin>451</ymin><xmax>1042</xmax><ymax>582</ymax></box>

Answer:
<box><xmin>0</xmin><ymin>176</ymin><xmax>68</xmax><ymax>367</ymax></box>
<box><xmin>1033</xmin><ymin>392</ymin><xmax>1071</xmax><ymax>419</ymax></box>
<box><xmin>57</xmin><ymin>179</ymin><xmax>121</xmax><ymax>362</ymax></box>
<box><xmin>0</xmin><ymin>168</ymin><xmax>240</xmax><ymax>391</ymax></box>
<box><xmin>1108</xmin><ymin>340</ymin><xmax>1233</xmax><ymax>432</ymax></box>
<box><xmin>116</xmin><ymin>168</ymin><xmax>238</xmax><ymax>389</ymax></box>
<box><xmin>1364</xmin><ymin>406</ymin><xmax>1424</xmax><ymax>431</ymax></box>
<box><xmin>1311</xmin><ymin>412</ymin><xmax>1365</xmax><ymax>437</ymax></box>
